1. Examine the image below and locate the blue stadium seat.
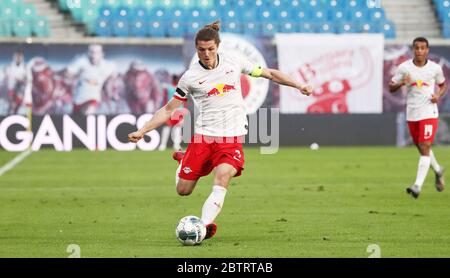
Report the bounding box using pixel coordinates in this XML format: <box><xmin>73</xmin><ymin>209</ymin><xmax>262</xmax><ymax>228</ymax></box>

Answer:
<box><xmin>98</xmin><ymin>6</ymin><xmax>114</xmax><ymax>19</ymax></box>
<box><xmin>348</xmin><ymin>8</ymin><xmax>369</xmax><ymax>22</ymax></box>
<box><xmin>369</xmin><ymin>8</ymin><xmax>385</xmax><ymax>22</ymax></box>
<box><xmin>112</xmin><ymin>19</ymin><xmax>130</xmax><ymax>36</ymax></box>
<box><xmin>130</xmin><ymin>19</ymin><xmax>147</xmax><ymax>37</ymax></box>
<box><xmin>222</xmin><ymin>9</ymin><xmax>240</xmax><ymax>23</ymax></box>
<box><xmin>222</xmin><ymin>21</ymin><xmax>241</xmax><ymax>33</ymax></box>
<box><xmin>166</xmin><ymin>21</ymin><xmax>185</xmax><ymax>37</ymax></box>
<box><xmin>186</xmin><ymin>21</ymin><xmax>203</xmax><ymax>36</ymax></box>
<box><xmin>113</xmin><ymin>6</ymin><xmax>131</xmax><ymax>19</ymax></box>
<box><xmin>310</xmin><ymin>8</ymin><xmax>329</xmax><ymax>22</ymax></box>
<box><xmin>317</xmin><ymin>22</ymin><xmax>336</xmax><ymax>33</ymax></box>
<box><xmin>94</xmin><ymin>18</ymin><xmax>112</xmax><ymax>36</ymax></box>
<box><xmin>148</xmin><ymin>21</ymin><xmax>165</xmax><ymax>37</ymax></box>
<box><xmin>131</xmin><ymin>6</ymin><xmax>148</xmax><ymax>19</ymax></box>
<box><xmin>149</xmin><ymin>6</ymin><xmax>169</xmax><ymax>21</ymax></box>
<box><xmin>261</xmin><ymin>22</ymin><xmax>278</xmax><ymax>36</ymax></box>
<box><xmin>360</xmin><ymin>22</ymin><xmax>378</xmax><ymax>33</ymax></box>
<box><xmin>336</xmin><ymin>22</ymin><xmax>359</xmax><ymax>34</ymax></box>
<box><xmin>443</xmin><ymin>24</ymin><xmax>450</xmax><ymax>38</ymax></box>
<box><xmin>279</xmin><ymin>22</ymin><xmax>297</xmax><ymax>33</ymax></box>
<box><xmin>329</xmin><ymin>9</ymin><xmax>348</xmax><ymax>21</ymax></box>
<box><xmin>204</xmin><ymin>8</ymin><xmax>221</xmax><ymax>22</ymax></box>
<box><xmin>298</xmin><ymin>22</ymin><xmax>315</xmax><ymax>33</ymax></box>
<box><xmin>186</xmin><ymin>7</ymin><xmax>204</xmax><ymax>22</ymax></box>
<box><xmin>379</xmin><ymin>20</ymin><xmax>396</xmax><ymax>38</ymax></box>
<box><xmin>242</xmin><ymin>22</ymin><xmax>261</xmax><ymax>35</ymax></box>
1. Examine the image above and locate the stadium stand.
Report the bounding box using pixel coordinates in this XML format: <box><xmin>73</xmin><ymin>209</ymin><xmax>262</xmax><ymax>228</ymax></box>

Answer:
<box><xmin>55</xmin><ymin>0</ymin><xmax>397</xmax><ymax>38</ymax></box>
<box><xmin>433</xmin><ymin>0</ymin><xmax>450</xmax><ymax>38</ymax></box>
<box><xmin>0</xmin><ymin>0</ymin><xmax>51</xmax><ymax>37</ymax></box>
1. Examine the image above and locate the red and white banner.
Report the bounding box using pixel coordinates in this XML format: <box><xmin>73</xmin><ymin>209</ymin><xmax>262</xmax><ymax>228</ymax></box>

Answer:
<box><xmin>275</xmin><ymin>34</ymin><xmax>384</xmax><ymax>114</ymax></box>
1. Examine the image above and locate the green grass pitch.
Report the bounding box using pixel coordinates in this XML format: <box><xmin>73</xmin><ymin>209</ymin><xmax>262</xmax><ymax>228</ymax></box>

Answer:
<box><xmin>0</xmin><ymin>147</ymin><xmax>449</xmax><ymax>258</ymax></box>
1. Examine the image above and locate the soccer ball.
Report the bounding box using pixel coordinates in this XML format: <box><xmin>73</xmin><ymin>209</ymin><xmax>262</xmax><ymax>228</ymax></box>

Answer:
<box><xmin>175</xmin><ymin>216</ymin><xmax>206</xmax><ymax>246</ymax></box>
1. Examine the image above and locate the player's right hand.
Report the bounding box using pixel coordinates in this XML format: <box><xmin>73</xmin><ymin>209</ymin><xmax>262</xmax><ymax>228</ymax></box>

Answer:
<box><xmin>128</xmin><ymin>131</ymin><xmax>144</xmax><ymax>143</ymax></box>
<box><xmin>403</xmin><ymin>74</ymin><xmax>412</xmax><ymax>86</ymax></box>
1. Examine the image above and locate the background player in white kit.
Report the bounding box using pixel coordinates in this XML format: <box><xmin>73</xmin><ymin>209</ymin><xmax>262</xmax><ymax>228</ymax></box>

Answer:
<box><xmin>128</xmin><ymin>21</ymin><xmax>313</xmax><ymax>239</ymax></box>
<box><xmin>67</xmin><ymin>44</ymin><xmax>117</xmax><ymax>114</ymax></box>
<box><xmin>389</xmin><ymin>37</ymin><xmax>448</xmax><ymax>198</ymax></box>
<box><xmin>4</xmin><ymin>51</ymin><xmax>27</xmax><ymax>114</ymax></box>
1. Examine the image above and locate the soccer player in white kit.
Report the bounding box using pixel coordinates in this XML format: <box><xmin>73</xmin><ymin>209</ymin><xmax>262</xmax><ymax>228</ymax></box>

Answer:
<box><xmin>5</xmin><ymin>51</ymin><xmax>27</xmax><ymax>114</ymax></box>
<box><xmin>67</xmin><ymin>44</ymin><xmax>117</xmax><ymax>115</ymax></box>
<box><xmin>389</xmin><ymin>37</ymin><xmax>447</xmax><ymax>199</ymax></box>
<box><xmin>128</xmin><ymin>21</ymin><xmax>313</xmax><ymax>239</ymax></box>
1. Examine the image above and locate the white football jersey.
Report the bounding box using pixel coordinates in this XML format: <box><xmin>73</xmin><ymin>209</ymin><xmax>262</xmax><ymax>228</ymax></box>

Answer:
<box><xmin>174</xmin><ymin>52</ymin><xmax>256</xmax><ymax>137</ymax></box>
<box><xmin>391</xmin><ymin>59</ymin><xmax>445</xmax><ymax>121</ymax></box>
<box><xmin>68</xmin><ymin>56</ymin><xmax>116</xmax><ymax>105</ymax></box>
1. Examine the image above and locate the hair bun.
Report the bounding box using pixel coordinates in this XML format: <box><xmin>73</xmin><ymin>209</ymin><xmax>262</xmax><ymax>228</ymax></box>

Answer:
<box><xmin>205</xmin><ymin>21</ymin><xmax>220</xmax><ymax>32</ymax></box>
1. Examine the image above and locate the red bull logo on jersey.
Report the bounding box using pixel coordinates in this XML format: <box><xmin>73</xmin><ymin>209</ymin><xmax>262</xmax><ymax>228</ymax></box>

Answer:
<box><xmin>411</xmin><ymin>80</ymin><xmax>430</xmax><ymax>88</ymax></box>
<box><xmin>206</xmin><ymin>83</ymin><xmax>236</xmax><ymax>97</ymax></box>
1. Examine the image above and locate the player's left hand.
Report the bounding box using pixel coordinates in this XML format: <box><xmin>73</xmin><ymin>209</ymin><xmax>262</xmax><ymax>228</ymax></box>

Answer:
<box><xmin>431</xmin><ymin>94</ymin><xmax>440</xmax><ymax>104</ymax></box>
<box><xmin>299</xmin><ymin>84</ymin><xmax>313</xmax><ymax>96</ymax></box>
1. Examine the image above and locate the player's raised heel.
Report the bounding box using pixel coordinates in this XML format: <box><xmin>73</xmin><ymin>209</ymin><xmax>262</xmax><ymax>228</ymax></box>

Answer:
<box><xmin>435</xmin><ymin>167</ymin><xmax>445</xmax><ymax>192</ymax></box>
<box><xmin>204</xmin><ymin>223</ymin><xmax>217</xmax><ymax>240</ymax></box>
<box><xmin>406</xmin><ymin>186</ymin><xmax>420</xmax><ymax>199</ymax></box>
<box><xmin>172</xmin><ymin>151</ymin><xmax>185</xmax><ymax>164</ymax></box>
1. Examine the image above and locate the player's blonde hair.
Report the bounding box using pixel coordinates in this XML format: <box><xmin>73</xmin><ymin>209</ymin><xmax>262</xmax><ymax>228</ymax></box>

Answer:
<box><xmin>195</xmin><ymin>21</ymin><xmax>221</xmax><ymax>46</ymax></box>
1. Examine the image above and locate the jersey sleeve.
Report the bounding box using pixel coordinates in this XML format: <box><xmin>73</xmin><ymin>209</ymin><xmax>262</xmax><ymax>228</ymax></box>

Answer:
<box><xmin>174</xmin><ymin>72</ymin><xmax>190</xmax><ymax>102</ymax></box>
<box><xmin>391</xmin><ymin>64</ymin><xmax>406</xmax><ymax>84</ymax></box>
<box><xmin>66</xmin><ymin>57</ymin><xmax>84</xmax><ymax>75</ymax></box>
<box><xmin>241</xmin><ymin>58</ymin><xmax>263</xmax><ymax>78</ymax></box>
<box><xmin>435</xmin><ymin>65</ymin><xmax>446</xmax><ymax>85</ymax></box>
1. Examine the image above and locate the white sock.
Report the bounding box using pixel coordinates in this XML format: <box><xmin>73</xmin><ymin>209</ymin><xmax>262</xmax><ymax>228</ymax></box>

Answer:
<box><xmin>158</xmin><ymin>126</ymin><xmax>171</xmax><ymax>151</ymax></box>
<box><xmin>201</xmin><ymin>185</ymin><xmax>227</xmax><ymax>225</ymax></box>
<box><xmin>171</xmin><ymin>126</ymin><xmax>182</xmax><ymax>150</ymax></box>
<box><xmin>414</xmin><ymin>156</ymin><xmax>431</xmax><ymax>191</ymax></box>
<box><xmin>175</xmin><ymin>162</ymin><xmax>181</xmax><ymax>186</ymax></box>
<box><xmin>429</xmin><ymin>150</ymin><xmax>442</xmax><ymax>174</ymax></box>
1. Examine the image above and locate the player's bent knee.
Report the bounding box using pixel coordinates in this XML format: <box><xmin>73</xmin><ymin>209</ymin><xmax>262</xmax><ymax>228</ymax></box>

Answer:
<box><xmin>176</xmin><ymin>187</ymin><xmax>192</xmax><ymax>196</ymax></box>
<box><xmin>176</xmin><ymin>180</ymin><xmax>197</xmax><ymax>196</ymax></box>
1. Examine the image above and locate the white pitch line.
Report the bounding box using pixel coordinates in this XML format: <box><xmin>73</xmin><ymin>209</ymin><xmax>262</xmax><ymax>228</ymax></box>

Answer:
<box><xmin>0</xmin><ymin>149</ymin><xmax>32</xmax><ymax>177</ymax></box>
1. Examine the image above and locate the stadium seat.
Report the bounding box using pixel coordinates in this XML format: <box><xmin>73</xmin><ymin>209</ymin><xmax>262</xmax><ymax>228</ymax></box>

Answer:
<box><xmin>112</xmin><ymin>19</ymin><xmax>130</xmax><ymax>36</ymax></box>
<box><xmin>317</xmin><ymin>22</ymin><xmax>336</xmax><ymax>33</ymax></box>
<box><xmin>242</xmin><ymin>21</ymin><xmax>260</xmax><ymax>35</ymax></box>
<box><xmin>443</xmin><ymin>24</ymin><xmax>450</xmax><ymax>38</ymax></box>
<box><xmin>197</xmin><ymin>0</ymin><xmax>214</xmax><ymax>9</ymax></box>
<box><xmin>131</xmin><ymin>6</ymin><xmax>148</xmax><ymax>19</ymax></box>
<box><xmin>103</xmin><ymin>0</ymin><xmax>121</xmax><ymax>9</ymax></box>
<box><xmin>57</xmin><ymin>0</ymin><xmax>397</xmax><ymax>38</ymax></box>
<box><xmin>13</xmin><ymin>19</ymin><xmax>32</xmax><ymax>37</ymax></box>
<box><xmin>166</xmin><ymin>21</ymin><xmax>185</xmax><ymax>37</ymax></box>
<box><xmin>336</xmin><ymin>22</ymin><xmax>359</xmax><ymax>34</ymax></box>
<box><xmin>298</xmin><ymin>22</ymin><xmax>315</xmax><ymax>33</ymax></box>
<box><xmin>222</xmin><ymin>21</ymin><xmax>241</xmax><ymax>33</ymax></box>
<box><xmin>379</xmin><ymin>20</ymin><xmax>396</xmax><ymax>38</ymax></box>
<box><xmin>99</xmin><ymin>6</ymin><xmax>114</xmax><ymax>20</ymax></box>
<box><xmin>94</xmin><ymin>18</ymin><xmax>112</xmax><ymax>36</ymax></box>
<box><xmin>279</xmin><ymin>22</ymin><xmax>297</xmax><ymax>33</ymax></box>
<box><xmin>261</xmin><ymin>22</ymin><xmax>278</xmax><ymax>36</ymax></box>
<box><xmin>148</xmin><ymin>21</ymin><xmax>165</xmax><ymax>37</ymax></box>
<box><xmin>33</xmin><ymin>17</ymin><xmax>50</xmax><ymax>37</ymax></box>
<box><xmin>0</xmin><ymin>20</ymin><xmax>13</xmax><ymax>36</ymax></box>
<box><xmin>186</xmin><ymin>21</ymin><xmax>202</xmax><ymax>36</ymax></box>
<box><xmin>130</xmin><ymin>19</ymin><xmax>147</xmax><ymax>37</ymax></box>
<box><xmin>81</xmin><ymin>7</ymin><xmax>99</xmax><ymax>24</ymax></box>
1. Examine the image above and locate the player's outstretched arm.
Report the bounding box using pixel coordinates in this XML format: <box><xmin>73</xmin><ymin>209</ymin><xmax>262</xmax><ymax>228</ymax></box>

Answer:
<box><xmin>128</xmin><ymin>98</ymin><xmax>185</xmax><ymax>143</ymax></box>
<box><xmin>260</xmin><ymin>68</ymin><xmax>313</xmax><ymax>96</ymax></box>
